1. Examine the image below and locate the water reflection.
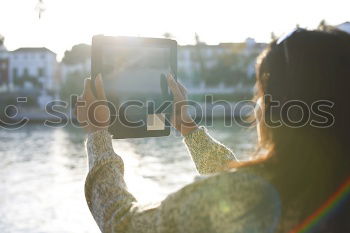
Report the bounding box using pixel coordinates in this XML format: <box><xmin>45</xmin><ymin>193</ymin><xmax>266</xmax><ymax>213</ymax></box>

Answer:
<box><xmin>0</xmin><ymin>122</ymin><xmax>256</xmax><ymax>233</ymax></box>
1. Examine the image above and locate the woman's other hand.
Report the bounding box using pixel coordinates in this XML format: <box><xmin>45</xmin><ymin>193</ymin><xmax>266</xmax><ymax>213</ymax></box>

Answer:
<box><xmin>166</xmin><ymin>74</ymin><xmax>198</xmax><ymax>136</ymax></box>
<box><xmin>76</xmin><ymin>74</ymin><xmax>110</xmax><ymax>133</ymax></box>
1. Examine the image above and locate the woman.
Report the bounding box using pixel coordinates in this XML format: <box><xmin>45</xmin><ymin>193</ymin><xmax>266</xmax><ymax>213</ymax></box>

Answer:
<box><xmin>77</xmin><ymin>27</ymin><xmax>350</xmax><ymax>233</ymax></box>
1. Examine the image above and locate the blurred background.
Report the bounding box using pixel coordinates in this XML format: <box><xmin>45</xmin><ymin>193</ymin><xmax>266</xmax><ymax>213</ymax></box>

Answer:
<box><xmin>0</xmin><ymin>0</ymin><xmax>349</xmax><ymax>232</ymax></box>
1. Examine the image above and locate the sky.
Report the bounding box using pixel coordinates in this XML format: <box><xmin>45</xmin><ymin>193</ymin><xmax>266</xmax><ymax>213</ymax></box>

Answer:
<box><xmin>0</xmin><ymin>0</ymin><xmax>349</xmax><ymax>60</ymax></box>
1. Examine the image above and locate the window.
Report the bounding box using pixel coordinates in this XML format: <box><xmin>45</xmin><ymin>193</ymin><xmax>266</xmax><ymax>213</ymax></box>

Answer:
<box><xmin>23</xmin><ymin>68</ymin><xmax>29</xmax><ymax>77</ymax></box>
<box><xmin>38</xmin><ymin>68</ymin><xmax>45</xmax><ymax>77</ymax></box>
<box><xmin>13</xmin><ymin>68</ymin><xmax>18</xmax><ymax>78</ymax></box>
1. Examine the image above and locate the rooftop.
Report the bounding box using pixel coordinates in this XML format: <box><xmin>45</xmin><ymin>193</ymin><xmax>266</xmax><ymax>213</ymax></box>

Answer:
<box><xmin>12</xmin><ymin>47</ymin><xmax>56</xmax><ymax>54</ymax></box>
<box><xmin>336</xmin><ymin>21</ymin><xmax>350</xmax><ymax>34</ymax></box>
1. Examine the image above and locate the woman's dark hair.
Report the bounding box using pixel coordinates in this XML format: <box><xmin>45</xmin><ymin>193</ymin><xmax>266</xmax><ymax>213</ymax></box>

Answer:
<box><xmin>256</xmin><ymin>27</ymin><xmax>350</xmax><ymax>151</ymax></box>
<box><xmin>250</xmin><ymin>27</ymin><xmax>350</xmax><ymax>231</ymax></box>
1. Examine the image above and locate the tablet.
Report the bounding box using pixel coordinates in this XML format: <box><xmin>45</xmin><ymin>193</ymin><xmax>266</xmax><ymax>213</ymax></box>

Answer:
<box><xmin>91</xmin><ymin>35</ymin><xmax>177</xmax><ymax>139</ymax></box>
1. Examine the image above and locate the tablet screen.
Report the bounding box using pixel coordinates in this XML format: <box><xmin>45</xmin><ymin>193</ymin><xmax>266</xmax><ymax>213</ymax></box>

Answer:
<box><xmin>101</xmin><ymin>44</ymin><xmax>172</xmax><ymax>131</ymax></box>
<box><xmin>102</xmin><ymin>45</ymin><xmax>171</xmax><ymax>104</ymax></box>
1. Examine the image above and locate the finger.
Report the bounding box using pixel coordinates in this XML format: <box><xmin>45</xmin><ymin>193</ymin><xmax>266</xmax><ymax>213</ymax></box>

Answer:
<box><xmin>166</xmin><ymin>74</ymin><xmax>182</xmax><ymax>98</ymax></box>
<box><xmin>75</xmin><ymin>95</ymin><xmax>85</xmax><ymax>107</ymax></box>
<box><xmin>177</xmin><ymin>82</ymin><xmax>187</xmax><ymax>96</ymax></box>
<box><xmin>74</xmin><ymin>96</ymin><xmax>83</xmax><ymax>116</ymax></box>
<box><xmin>82</xmin><ymin>78</ymin><xmax>94</xmax><ymax>100</ymax></box>
<box><xmin>73</xmin><ymin>103</ymin><xmax>78</xmax><ymax>116</ymax></box>
<box><xmin>95</xmin><ymin>74</ymin><xmax>107</xmax><ymax>100</ymax></box>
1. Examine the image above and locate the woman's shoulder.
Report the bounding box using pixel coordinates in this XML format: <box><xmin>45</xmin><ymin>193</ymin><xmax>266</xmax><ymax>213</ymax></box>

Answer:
<box><xmin>195</xmin><ymin>169</ymin><xmax>280</xmax><ymax>203</ymax></box>
<box><xmin>179</xmin><ymin>164</ymin><xmax>276</xmax><ymax>194</ymax></box>
<box><xmin>159</xmin><ymin>169</ymin><xmax>281</xmax><ymax>233</ymax></box>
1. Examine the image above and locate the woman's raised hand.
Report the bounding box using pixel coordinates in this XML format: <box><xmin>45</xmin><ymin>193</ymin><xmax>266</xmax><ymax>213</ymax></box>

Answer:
<box><xmin>166</xmin><ymin>74</ymin><xmax>198</xmax><ymax>136</ymax></box>
<box><xmin>76</xmin><ymin>74</ymin><xmax>110</xmax><ymax>133</ymax></box>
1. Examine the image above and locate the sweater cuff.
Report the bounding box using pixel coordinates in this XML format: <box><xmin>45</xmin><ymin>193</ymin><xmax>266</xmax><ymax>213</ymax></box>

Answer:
<box><xmin>86</xmin><ymin>130</ymin><xmax>115</xmax><ymax>170</ymax></box>
<box><xmin>184</xmin><ymin>126</ymin><xmax>205</xmax><ymax>140</ymax></box>
<box><xmin>184</xmin><ymin>126</ymin><xmax>237</xmax><ymax>174</ymax></box>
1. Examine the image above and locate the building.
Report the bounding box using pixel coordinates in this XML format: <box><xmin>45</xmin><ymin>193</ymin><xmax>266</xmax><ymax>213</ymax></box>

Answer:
<box><xmin>0</xmin><ymin>45</ymin><xmax>59</xmax><ymax>109</ymax></box>
<box><xmin>8</xmin><ymin>47</ymin><xmax>57</xmax><ymax>92</ymax></box>
<box><xmin>0</xmin><ymin>36</ymin><xmax>9</xmax><ymax>91</ymax></box>
<box><xmin>177</xmin><ymin>38</ymin><xmax>266</xmax><ymax>88</ymax></box>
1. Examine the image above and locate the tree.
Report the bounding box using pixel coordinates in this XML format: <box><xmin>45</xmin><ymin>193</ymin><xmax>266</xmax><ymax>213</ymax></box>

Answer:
<box><xmin>318</xmin><ymin>19</ymin><xmax>327</xmax><ymax>30</ymax></box>
<box><xmin>270</xmin><ymin>32</ymin><xmax>277</xmax><ymax>41</ymax></box>
<box><xmin>0</xmin><ymin>34</ymin><xmax>4</xmax><ymax>46</ymax></box>
<box><xmin>62</xmin><ymin>43</ymin><xmax>91</xmax><ymax>65</ymax></box>
<box><xmin>59</xmin><ymin>71</ymin><xmax>87</xmax><ymax>101</ymax></box>
<box><xmin>162</xmin><ymin>32</ymin><xmax>173</xmax><ymax>39</ymax></box>
<box><xmin>203</xmin><ymin>51</ymin><xmax>258</xmax><ymax>86</ymax></box>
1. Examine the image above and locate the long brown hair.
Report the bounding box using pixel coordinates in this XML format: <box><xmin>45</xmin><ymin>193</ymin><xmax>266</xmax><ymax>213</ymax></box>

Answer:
<box><xmin>254</xmin><ymin>27</ymin><xmax>350</xmax><ymax>168</ymax></box>
<box><xmin>242</xmin><ymin>27</ymin><xmax>350</xmax><ymax>231</ymax></box>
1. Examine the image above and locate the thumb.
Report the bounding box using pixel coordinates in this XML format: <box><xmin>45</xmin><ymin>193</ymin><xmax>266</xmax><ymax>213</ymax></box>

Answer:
<box><xmin>82</xmin><ymin>78</ymin><xmax>94</xmax><ymax>100</ymax></box>
<box><xmin>166</xmin><ymin>74</ymin><xmax>182</xmax><ymax>98</ymax></box>
<box><xmin>95</xmin><ymin>74</ymin><xmax>107</xmax><ymax>100</ymax></box>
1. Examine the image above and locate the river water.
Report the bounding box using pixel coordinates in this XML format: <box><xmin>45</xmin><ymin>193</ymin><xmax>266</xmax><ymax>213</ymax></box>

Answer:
<box><xmin>0</xmin><ymin>121</ymin><xmax>257</xmax><ymax>233</ymax></box>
